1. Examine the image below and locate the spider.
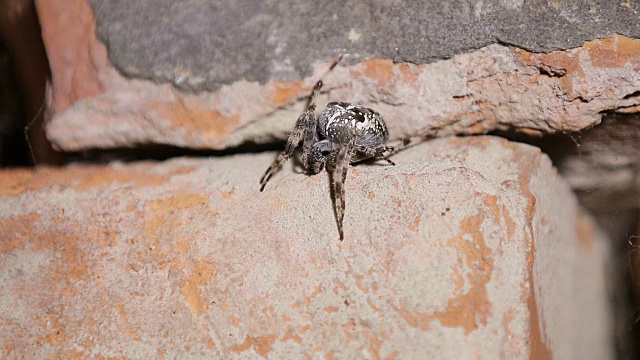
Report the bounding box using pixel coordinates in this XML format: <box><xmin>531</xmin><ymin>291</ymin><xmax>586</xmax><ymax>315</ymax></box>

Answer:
<box><xmin>259</xmin><ymin>80</ymin><xmax>398</xmax><ymax>240</ymax></box>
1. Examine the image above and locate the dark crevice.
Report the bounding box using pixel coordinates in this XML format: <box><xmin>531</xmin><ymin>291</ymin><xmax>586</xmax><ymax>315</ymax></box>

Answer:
<box><xmin>0</xmin><ymin>42</ymin><xmax>30</xmax><ymax>167</ymax></box>
<box><xmin>494</xmin><ymin>37</ymin><xmax>539</xmax><ymax>53</ymax></box>
<box><xmin>491</xmin><ymin>111</ymin><xmax>640</xmax><ymax>359</ymax></box>
<box><xmin>0</xmin><ymin>0</ymin><xmax>59</xmax><ymax>167</ymax></box>
<box><xmin>623</xmin><ymin>90</ymin><xmax>640</xmax><ymax>100</ymax></box>
<box><xmin>59</xmin><ymin>141</ymin><xmax>288</xmax><ymax>165</ymax></box>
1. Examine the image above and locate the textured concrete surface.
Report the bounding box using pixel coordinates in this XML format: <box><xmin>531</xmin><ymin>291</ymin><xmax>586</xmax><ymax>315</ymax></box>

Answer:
<box><xmin>87</xmin><ymin>0</ymin><xmax>640</xmax><ymax>91</ymax></box>
<box><xmin>0</xmin><ymin>137</ymin><xmax>612</xmax><ymax>358</ymax></box>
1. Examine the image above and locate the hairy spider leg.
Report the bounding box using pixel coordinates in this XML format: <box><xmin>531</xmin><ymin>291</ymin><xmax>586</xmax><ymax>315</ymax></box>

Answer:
<box><xmin>353</xmin><ymin>144</ymin><xmax>397</xmax><ymax>166</ymax></box>
<box><xmin>330</xmin><ymin>137</ymin><xmax>357</xmax><ymax>240</ymax></box>
<box><xmin>301</xmin><ymin>82</ymin><xmax>325</xmax><ymax>170</ymax></box>
<box><xmin>259</xmin><ymin>81</ymin><xmax>323</xmax><ymax>191</ymax></box>
<box><xmin>380</xmin><ymin>124</ymin><xmax>447</xmax><ymax>161</ymax></box>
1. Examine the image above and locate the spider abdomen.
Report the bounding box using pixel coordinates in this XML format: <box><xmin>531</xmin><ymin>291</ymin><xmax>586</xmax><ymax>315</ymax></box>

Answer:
<box><xmin>319</xmin><ymin>102</ymin><xmax>389</xmax><ymax>147</ymax></box>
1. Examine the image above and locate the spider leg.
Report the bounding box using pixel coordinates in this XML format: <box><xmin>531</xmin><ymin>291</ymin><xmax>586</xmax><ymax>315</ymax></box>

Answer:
<box><xmin>383</xmin><ymin>138</ymin><xmax>413</xmax><ymax>158</ymax></box>
<box><xmin>352</xmin><ymin>144</ymin><xmax>398</xmax><ymax>166</ymax></box>
<box><xmin>259</xmin><ymin>110</ymin><xmax>315</xmax><ymax>190</ymax></box>
<box><xmin>329</xmin><ymin>137</ymin><xmax>357</xmax><ymax>240</ymax></box>
<box><xmin>379</xmin><ymin>124</ymin><xmax>447</xmax><ymax>160</ymax></box>
<box><xmin>260</xmin><ymin>81</ymin><xmax>323</xmax><ymax>191</ymax></box>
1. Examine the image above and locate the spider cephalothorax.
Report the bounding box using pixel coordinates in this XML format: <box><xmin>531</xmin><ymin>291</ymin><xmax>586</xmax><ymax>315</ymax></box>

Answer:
<box><xmin>259</xmin><ymin>81</ymin><xmax>396</xmax><ymax>239</ymax></box>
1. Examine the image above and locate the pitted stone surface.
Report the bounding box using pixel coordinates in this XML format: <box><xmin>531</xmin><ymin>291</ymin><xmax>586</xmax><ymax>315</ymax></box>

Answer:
<box><xmin>88</xmin><ymin>0</ymin><xmax>640</xmax><ymax>92</ymax></box>
<box><xmin>0</xmin><ymin>137</ymin><xmax>612</xmax><ymax>358</ymax></box>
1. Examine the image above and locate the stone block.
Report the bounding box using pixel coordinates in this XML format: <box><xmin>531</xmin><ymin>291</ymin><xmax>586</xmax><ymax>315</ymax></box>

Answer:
<box><xmin>35</xmin><ymin>0</ymin><xmax>640</xmax><ymax>152</ymax></box>
<box><xmin>0</xmin><ymin>137</ymin><xmax>611</xmax><ymax>358</ymax></box>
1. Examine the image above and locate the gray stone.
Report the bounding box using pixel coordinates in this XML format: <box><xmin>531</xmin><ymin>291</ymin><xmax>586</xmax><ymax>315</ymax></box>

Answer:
<box><xmin>88</xmin><ymin>0</ymin><xmax>640</xmax><ymax>92</ymax></box>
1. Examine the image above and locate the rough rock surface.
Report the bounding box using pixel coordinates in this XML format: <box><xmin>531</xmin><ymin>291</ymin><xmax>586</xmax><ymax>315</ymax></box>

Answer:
<box><xmin>88</xmin><ymin>0</ymin><xmax>640</xmax><ymax>92</ymax></box>
<box><xmin>0</xmin><ymin>137</ymin><xmax>612</xmax><ymax>358</ymax></box>
<box><xmin>37</xmin><ymin>0</ymin><xmax>640</xmax><ymax>152</ymax></box>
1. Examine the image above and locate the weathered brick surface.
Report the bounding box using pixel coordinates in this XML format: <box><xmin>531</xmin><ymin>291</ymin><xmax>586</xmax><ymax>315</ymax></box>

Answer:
<box><xmin>0</xmin><ymin>137</ymin><xmax>611</xmax><ymax>358</ymax></box>
<box><xmin>36</xmin><ymin>0</ymin><xmax>640</xmax><ymax>152</ymax></box>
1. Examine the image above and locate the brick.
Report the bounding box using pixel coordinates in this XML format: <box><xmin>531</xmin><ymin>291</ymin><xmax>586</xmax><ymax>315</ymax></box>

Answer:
<box><xmin>0</xmin><ymin>137</ymin><xmax>611</xmax><ymax>358</ymax></box>
<box><xmin>36</xmin><ymin>0</ymin><xmax>640</xmax><ymax>152</ymax></box>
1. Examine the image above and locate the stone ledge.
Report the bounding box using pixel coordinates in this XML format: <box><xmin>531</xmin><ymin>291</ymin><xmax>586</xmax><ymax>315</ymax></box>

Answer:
<box><xmin>0</xmin><ymin>137</ymin><xmax>611</xmax><ymax>358</ymax></box>
<box><xmin>87</xmin><ymin>0</ymin><xmax>640</xmax><ymax>92</ymax></box>
<box><xmin>37</xmin><ymin>1</ymin><xmax>640</xmax><ymax>152</ymax></box>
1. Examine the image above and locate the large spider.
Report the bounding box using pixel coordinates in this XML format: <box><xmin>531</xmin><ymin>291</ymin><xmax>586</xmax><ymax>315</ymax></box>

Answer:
<box><xmin>259</xmin><ymin>80</ymin><xmax>398</xmax><ymax>240</ymax></box>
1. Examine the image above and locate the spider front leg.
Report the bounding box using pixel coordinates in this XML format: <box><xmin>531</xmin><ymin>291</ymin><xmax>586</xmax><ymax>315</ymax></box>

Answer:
<box><xmin>328</xmin><ymin>137</ymin><xmax>357</xmax><ymax>240</ymax></box>
<box><xmin>259</xmin><ymin>81</ymin><xmax>323</xmax><ymax>191</ymax></box>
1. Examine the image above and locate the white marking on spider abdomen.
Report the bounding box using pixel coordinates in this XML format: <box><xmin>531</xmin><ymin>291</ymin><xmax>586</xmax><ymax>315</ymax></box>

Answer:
<box><xmin>319</xmin><ymin>102</ymin><xmax>388</xmax><ymax>147</ymax></box>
